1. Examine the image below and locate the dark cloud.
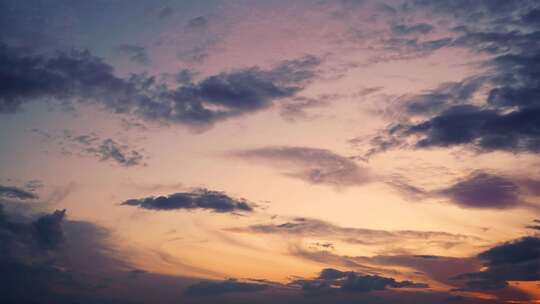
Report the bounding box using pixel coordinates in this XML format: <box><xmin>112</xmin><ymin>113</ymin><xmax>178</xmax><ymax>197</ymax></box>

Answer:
<box><xmin>184</xmin><ymin>279</ymin><xmax>268</xmax><ymax>297</ymax></box>
<box><xmin>0</xmin><ymin>43</ymin><xmax>320</xmax><ymax>128</ymax></box>
<box><xmin>437</xmin><ymin>173</ymin><xmax>523</xmax><ymax>209</ymax></box>
<box><xmin>455</xmin><ymin>237</ymin><xmax>540</xmax><ymax>291</ymax></box>
<box><xmin>370</xmin><ymin>254</ymin><xmax>480</xmax><ymax>288</ymax></box>
<box><xmin>368</xmin><ymin>2</ymin><xmax>540</xmax><ymax>155</ymax></box>
<box><xmin>526</xmin><ymin>219</ymin><xmax>540</xmax><ymax>231</ymax></box>
<box><xmin>389</xmin><ymin>171</ymin><xmax>540</xmax><ymax>210</ymax></box>
<box><xmin>0</xmin><ymin>45</ymin><xmax>132</xmax><ymax>114</ymax></box>
<box><xmin>0</xmin><ymin>184</ymin><xmax>37</xmax><ymax>200</ymax></box>
<box><xmin>341</xmin><ymin>273</ymin><xmax>428</xmax><ymax>292</ymax></box>
<box><xmin>175</xmin><ymin>69</ymin><xmax>197</xmax><ymax>85</ymax></box>
<box><xmin>0</xmin><ymin>201</ymin><xmax>204</xmax><ymax>303</ymax></box>
<box><xmin>0</xmin><ymin>205</ymin><xmax>67</xmax><ymax>259</ymax></box>
<box><xmin>480</xmin><ymin>237</ymin><xmax>540</xmax><ymax>267</ymax></box>
<box><xmin>0</xmin><ymin>204</ymin><xmax>73</xmax><ymax>302</ymax></box>
<box><xmin>402</xmin><ymin>77</ymin><xmax>486</xmax><ymax>115</ymax></box>
<box><xmin>392</xmin><ymin>23</ymin><xmax>433</xmax><ymax>35</ymax></box>
<box><xmin>232</xmin><ymin>146</ymin><xmax>369</xmax><ymax>187</ymax></box>
<box><xmin>122</xmin><ymin>188</ymin><xmax>254</xmax><ymax>213</ymax></box>
<box><xmin>293</xmin><ymin>268</ymin><xmax>428</xmax><ymax>294</ymax></box>
<box><xmin>319</xmin><ymin>268</ymin><xmax>352</xmax><ymax>280</ymax></box>
<box><xmin>378</xmin><ymin>104</ymin><xmax>540</xmax><ymax>154</ymax></box>
<box><xmin>32</xmin><ymin>209</ymin><xmax>66</xmax><ymax>249</ymax></box>
<box><xmin>115</xmin><ymin>44</ymin><xmax>150</xmax><ymax>65</ymax></box>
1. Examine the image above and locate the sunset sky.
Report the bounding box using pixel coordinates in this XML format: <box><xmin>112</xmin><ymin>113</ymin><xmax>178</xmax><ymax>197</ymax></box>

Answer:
<box><xmin>1</xmin><ymin>1</ymin><xmax>540</xmax><ymax>303</ymax></box>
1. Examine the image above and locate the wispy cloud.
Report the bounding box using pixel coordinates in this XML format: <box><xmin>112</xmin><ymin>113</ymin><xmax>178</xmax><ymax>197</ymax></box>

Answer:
<box><xmin>231</xmin><ymin>146</ymin><xmax>370</xmax><ymax>187</ymax></box>
<box><xmin>228</xmin><ymin>216</ymin><xmax>483</xmax><ymax>254</ymax></box>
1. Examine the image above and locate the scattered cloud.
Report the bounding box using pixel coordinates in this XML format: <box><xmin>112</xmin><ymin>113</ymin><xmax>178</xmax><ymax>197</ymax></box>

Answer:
<box><xmin>368</xmin><ymin>1</ymin><xmax>540</xmax><ymax>156</ymax></box>
<box><xmin>30</xmin><ymin>129</ymin><xmax>147</xmax><ymax>167</ymax></box>
<box><xmin>87</xmin><ymin>138</ymin><xmax>145</xmax><ymax>167</ymax></box>
<box><xmin>0</xmin><ymin>43</ymin><xmax>320</xmax><ymax>128</ymax></box>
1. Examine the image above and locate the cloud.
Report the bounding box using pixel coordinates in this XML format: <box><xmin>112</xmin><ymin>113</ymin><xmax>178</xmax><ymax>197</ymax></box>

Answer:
<box><xmin>526</xmin><ymin>219</ymin><xmax>540</xmax><ymax>231</ymax></box>
<box><xmin>115</xmin><ymin>44</ymin><xmax>150</xmax><ymax>65</ymax></box>
<box><xmin>0</xmin><ymin>43</ymin><xmax>320</xmax><ymax>128</ymax></box>
<box><xmin>32</xmin><ymin>209</ymin><xmax>66</xmax><ymax>249</ymax></box>
<box><xmin>409</xmin><ymin>0</ymin><xmax>530</xmax><ymax>22</ymax></box>
<box><xmin>121</xmin><ymin>188</ymin><xmax>255</xmax><ymax>213</ymax></box>
<box><xmin>368</xmin><ymin>2</ymin><xmax>540</xmax><ymax>155</ymax></box>
<box><xmin>228</xmin><ymin>217</ymin><xmax>482</xmax><ymax>253</ymax></box>
<box><xmin>319</xmin><ymin>268</ymin><xmax>352</xmax><ymax>280</ymax></box>
<box><xmin>46</xmin><ymin>131</ymin><xmax>147</xmax><ymax>167</ymax></box>
<box><xmin>389</xmin><ymin>171</ymin><xmax>540</xmax><ymax>210</ymax></box>
<box><xmin>393</xmin><ymin>105</ymin><xmax>540</xmax><ymax>153</ymax></box>
<box><xmin>232</xmin><ymin>146</ymin><xmax>369</xmax><ymax>187</ymax></box>
<box><xmin>392</xmin><ymin>23</ymin><xmax>433</xmax><ymax>35</ymax></box>
<box><xmin>279</xmin><ymin>95</ymin><xmax>335</xmax><ymax>122</ymax></box>
<box><xmin>288</xmin><ymin>236</ymin><xmax>540</xmax><ymax>299</ymax></box>
<box><xmin>0</xmin><ymin>205</ymin><xmax>75</xmax><ymax>301</ymax></box>
<box><xmin>370</xmin><ymin>254</ymin><xmax>480</xmax><ymax>287</ymax></box>
<box><xmin>0</xmin><ymin>184</ymin><xmax>38</xmax><ymax>200</ymax></box>
<box><xmin>0</xmin><ymin>44</ymin><xmax>131</xmax><ymax>114</ymax></box>
<box><xmin>292</xmin><ymin>268</ymin><xmax>427</xmax><ymax>294</ymax></box>
<box><xmin>0</xmin><ymin>201</ymin><xmax>205</xmax><ymax>303</ymax></box>
<box><xmin>88</xmin><ymin>139</ymin><xmax>145</xmax><ymax>167</ymax></box>
<box><xmin>184</xmin><ymin>279</ymin><xmax>268</xmax><ymax>297</ymax></box>
<box><xmin>401</xmin><ymin>77</ymin><xmax>486</xmax><ymax>116</ymax></box>
<box><xmin>437</xmin><ymin>173</ymin><xmax>524</xmax><ymax>209</ymax></box>
<box><xmin>1</xmin><ymin>204</ymin><xmax>60</xmax><ymax>256</ymax></box>
<box><xmin>341</xmin><ymin>273</ymin><xmax>428</xmax><ymax>292</ymax></box>
<box><xmin>455</xmin><ymin>236</ymin><xmax>540</xmax><ymax>291</ymax></box>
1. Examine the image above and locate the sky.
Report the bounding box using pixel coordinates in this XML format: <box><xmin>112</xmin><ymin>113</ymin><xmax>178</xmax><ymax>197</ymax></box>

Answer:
<box><xmin>1</xmin><ymin>0</ymin><xmax>540</xmax><ymax>303</ymax></box>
